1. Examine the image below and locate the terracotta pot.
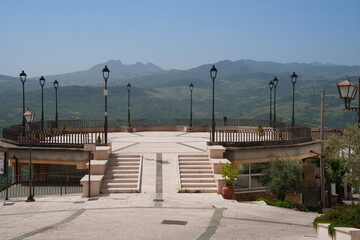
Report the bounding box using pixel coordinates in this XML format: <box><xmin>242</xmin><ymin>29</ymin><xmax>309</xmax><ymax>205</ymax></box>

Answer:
<box><xmin>222</xmin><ymin>185</ymin><xmax>234</xmax><ymax>199</ymax></box>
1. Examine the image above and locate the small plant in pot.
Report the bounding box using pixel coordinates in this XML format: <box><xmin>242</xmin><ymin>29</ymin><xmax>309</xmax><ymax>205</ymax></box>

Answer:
<box><xmin>188</xmin><ymin>122</ymin><xmax>193</xmax><ymax>132</ymax></box>
<box><xmin>96</xmin><ymin>135</ymin><xmax>102</xmax><ymax>144</ymax></box>
<box><xmin>220</xmin><ymin>162</ymin><xmax>240</xmax><ymax>199</ymax></box>
<box><xmin>34</xmin><ymin>132</ymin><xmax>40</xmax><ymax>142</ymax></box>
<box><xmin>278</xmin><ymin>130</ymin><xmax>283</xmax><ymax>140</ymax></box>
<box><xmin>127</xmin><ymin>122</ymin><xmax>133</xmax><ymax>132</ymax></box>
<box><xmin>258</xmin><ymin>123</ymin><xmax>264</xmax><ymax>136</ymax></box>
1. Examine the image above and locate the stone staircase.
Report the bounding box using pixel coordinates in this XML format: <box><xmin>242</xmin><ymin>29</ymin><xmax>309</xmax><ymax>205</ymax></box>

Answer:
<box><xmin>177</xmin><ymin>154</ymin><xmax>217</xmax><ymax>193</ymax></box>
<box><xmin>101</xmin><ymin>154</ymin><xmax>142</xmax><ymax>194</ymax></box>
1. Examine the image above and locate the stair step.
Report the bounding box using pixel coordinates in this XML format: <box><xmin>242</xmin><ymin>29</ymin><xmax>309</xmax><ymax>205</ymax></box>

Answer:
<box><xmin>179</xmin><ymin>165</ymin><xmax>211</xmax><ymax>169</ymax></box>
<box><xmin>104</xmin><ymin>173</ymin><xmax>138</xmax><ymax>178</ymax></box>
<box><xmin>101</xmin><ymin>188</ymin><xmax>139</xmax><ymax>193</ymax></box>
<box><xmin>102</xmin><ymin>182</ymin><xmax>137</xmax><ymax>188</ymax></box>
<box><xmin>108</xmin><ymin>166</ymin><xmax>139</xmax><ymax>170</ymax></box>
<box><xmin>178</xmin><ymin>154</ymin><xmax>208</xmax><ymax>158</ymax></box>
<box><xmin>181</xmin><ymin>178</ymin><xmax>215</xmax><ymax>183</ymax></box>
<box><xmin>178</xmin><ymin>157</ymin><xmax>209</xmax><ymax>161</ymax></box>
<box><xmin>111</xmin><ymin>154</ymin><xmax>141</xmax><ymax>158</ymax></box>
<box><xmin>103</xmin><ymin>178</ymin><xmax>138</xmax><ymax>183</ymax></box>
<box><xmin>180</xmin><ymin>169</ymin><xmax>213</xmax><ymax>174</ymax></box>
<box><xmin>179</xmin><ymin>161</ymin><xmax>210</xmax><ymax>165</ymax></box>
<box><xmin>179</xmin><ymin>188</ymin><xmax>218</xmax><ymax>193</ymax></box>
<box><xmin>180</xmin><ymin>173</ymin><xmax>214</xmax><ymax>178</ymax></box>
<box><xmin>181</xmin><ymin>183</ymin><xmax>216</xmax><ymax>188</ymax></box>
<box><xmin>106</xmin><ymin>169</ymin><xmax>139</xmax><ymax>174</ymax></box>
<box><xmin>108</xmin><ymin>162</ymin><xmax>140</xmax><ymax>166</ymax></box>
<box><xmin>109</xmin><ymin>158</ymin><xmax>140</xmax><ymax>162</ymax></box>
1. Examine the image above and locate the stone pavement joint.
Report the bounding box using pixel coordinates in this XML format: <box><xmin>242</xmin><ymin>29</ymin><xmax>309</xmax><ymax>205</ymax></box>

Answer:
<box><xmin>155</xmin><ymin>152</ymin><xmax>163</xmax><ymax>208</ymax></box>
<box><xmin>10</xmin><ymin>209</ymin><xmax>86</xmax><ymax>240</ymax></box>
<box><xmin>197</xmin><ymin>208</ymin><xmax>224</xmax><ymax>240</ymax></box>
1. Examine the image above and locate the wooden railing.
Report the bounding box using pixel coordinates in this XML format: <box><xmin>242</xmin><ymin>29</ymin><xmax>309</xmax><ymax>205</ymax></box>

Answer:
<box><xmin>210</xmin><ymin>127</ymin><xmax>312</xmax><ymax>147</ymax></box>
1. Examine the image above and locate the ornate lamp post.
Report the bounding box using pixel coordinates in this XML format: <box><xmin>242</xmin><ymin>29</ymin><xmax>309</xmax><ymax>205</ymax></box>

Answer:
<box><xmin>268</xmin><ymin>80</ymin><xmax>274</xmax><ymax>127</ymax></box>
<box><xmin>102</xmin><ymin>66</ymin><xmax>110</xmax><ymax>144</ymax></box>
<box><xmin>39</xmin><ymin>76</ymin><xmax>46</xmax><ymax>131</ymax></box>
<box><xmin>337</xmin><ymin>75</ymin><xmax>360</xmax><ymax>126</ymax></box>
<box><xmin>189</xmin><ymin>83</ymin><xmax>194</xmax><ymax>127</ymax></box>
<box><xmin>210</xmin><ymin>65</ymin><xmax>217</xmax><ymax>142</ymax></box>
<box><xmin>20</xmin><ymin>70</ymin><xmax>27</xmax><ymax>133</ymax></box>
<box><xmin>127</xmin><ymin>83</ymin><xmax>131</xmax><ymax>127</ymax></box>
<box><xmin>272</xmin><ymin>76</ymin><xmax>279</xmax><ymax>127</ymax></box>
<box><xmin>53</xmin><ymin>80</ymin><xmax>59</xmax><ymax>129</ymax></box>
<box><xmin>24</xmin><ymin>109</ymin><xmax>35</xmax><ymax>202</ymax></box>
<box><xmin>291</xmin><ymin>72</ymin><xmax>298</xmax><ymax>127</ymax></box>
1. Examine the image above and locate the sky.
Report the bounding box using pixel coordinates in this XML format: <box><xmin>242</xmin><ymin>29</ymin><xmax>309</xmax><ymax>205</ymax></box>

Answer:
<box><xmin>1</xmin><ymin>0</ymin><xmax>360</xmax><ymax>77</ymax></box>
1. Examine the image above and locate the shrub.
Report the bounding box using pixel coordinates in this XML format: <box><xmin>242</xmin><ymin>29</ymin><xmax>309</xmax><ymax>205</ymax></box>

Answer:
<box><xmin>97</xmin><ymin>135</ymin><xmax>101</xmax><ymax>144</ymax></box>
<box><xmin>63</xmin><ymin>124</ymin><xmax>66</xmax><ymax>131</ymax></box>
<box><xmin>256</xmin><ymin>198</ymin><xmax>309</xmax><ymax>212</ymax></box>
<box><xmin>313</xmin><ymin>203</ymin><xmax>360</xmax><ymax>237</ymax></box>
<box><xmin>259</xmin><ymin>156</ymin><xmax>305</xmax><ymax>201</ymax></box>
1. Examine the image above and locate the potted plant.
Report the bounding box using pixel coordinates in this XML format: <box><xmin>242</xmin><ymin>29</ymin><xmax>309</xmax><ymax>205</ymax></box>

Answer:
<box><xmin>258</xmin><ymin>123</ymin><xmax>264</xmax><ymax>136</ymax></box>
<box><xmin>96</xmin><ymin>135</ymin><xmax>102</xmax><ymax>144</ymax></box>
<box><xmin>278</xmin><ymin>130</ymin><xmax>283</xmax><ymax>140</ymax></box>
<box><xmin>49</xmin><ymin>127</ymin><xmax>55</xmax><ymax>137</ymax></box>
<box><xmin>220</xmin><ymin>162</ymin><xmax>240</xmax><ymax>199</ymax></box>
<box><xmin>62</xmin><ymin>124</ymin><xmax>67</xmax><ymax>132</ymax></box>
<box><xmin>188</xmin><ymin>122</ymin><xmax>193</xmax><ymax>132</ymax></box>
<box><xmin>127</xmin><ymin>122</ymin><xmax>133</xmax><ymax>132</ymax></box>
<box><xmin>34</xmin><ymin>132</ymin><xmax>40</xmax><ymax>143</ymax></box>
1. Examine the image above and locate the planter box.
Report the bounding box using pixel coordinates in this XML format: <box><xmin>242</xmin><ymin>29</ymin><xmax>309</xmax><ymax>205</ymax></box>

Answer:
<box><xmin>317</xmin><ymin>223</ymin><xmax>360</xmax><ymax>240</ymax></box>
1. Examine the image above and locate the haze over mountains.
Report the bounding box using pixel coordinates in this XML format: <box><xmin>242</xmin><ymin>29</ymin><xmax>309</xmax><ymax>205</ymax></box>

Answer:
<box><xmin>1</xmin><ymin>59</ymin><xmax>360</xmax><ymax>129</ymax></box>
<box><xmin>1</xmin><ymin>59</ymin><xmax>360</xmax><ymax>91</ymax></box>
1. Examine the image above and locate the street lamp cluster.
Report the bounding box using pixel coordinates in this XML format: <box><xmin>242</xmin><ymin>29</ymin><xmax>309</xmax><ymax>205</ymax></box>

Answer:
<box><xmin>268</xmin><ymin>72</ymin><xmax>298</xmax><ymax>128</ymax></box>
<box><xmin>19</xmin><ymin>71</ymin><xmax>60</xmax><ymax>131</ymax></box>
<box><xmin>19</xmin><ymin>71</ymin><xmax>60</xmax><ymax>202</ymax></box>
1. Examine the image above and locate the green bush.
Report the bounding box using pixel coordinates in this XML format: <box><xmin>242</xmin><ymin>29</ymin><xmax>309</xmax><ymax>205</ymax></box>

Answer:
<box><xmin>259</xmin><ymin>157</ymin><xmax>305</xmax><ymax>201</ymax></box>
<box><xmin>313</xmin><ymin>203</ymin><xmax>360</xmax><ymax>237</ymax></box>
<box><xmin>97</xmin><ymin>135</ymin><xmax>101</xmax><ymax>144</ymax></box>
<box><xmin>256</xmin><ymin>198</ymin><xmax>309</xmax><ymax>212</ymax></box>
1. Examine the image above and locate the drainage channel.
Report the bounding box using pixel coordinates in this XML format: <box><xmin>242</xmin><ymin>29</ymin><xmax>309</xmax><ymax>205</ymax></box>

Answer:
<box><xmin>154</xmin><ymin>152</ymin><xmax>164</xmax><ymax>207</ymax></box>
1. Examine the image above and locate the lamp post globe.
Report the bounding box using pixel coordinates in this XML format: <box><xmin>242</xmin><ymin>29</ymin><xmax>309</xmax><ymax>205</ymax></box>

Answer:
<box><xmin>268</xmin><ymin>80</ymin><xmax>274</xmax><ymax>127</ymax></box>
<box><xmin>127</xmin><ymin>83</ymin><xmax>131</xmax><ymax>127</ymax></box>
<box><xmin>24</xmin><ymin>109</ymin><xmax>35</xmax><ymax>202</ymax></box>
<box><xmin>337</xmin><ymin>75</ymin><xmax>360</xmax><ymax>126</ymax></box>
<box><xmin>291</xmin><ymin>72</ymin><xmax>298</xmax><ymax>127</ymax></box>
<box><xmin>53</xmin><ymin>80</ymin><xmax>59</xmax><ymax>129</ymax></box>
<box><xmin>39</xmin><ymin>76</ymin><xmax>46</xmax><ymax>131</ymax></box>
<box><xmin>189</xmin><ymin>83</ymin><xmax>194</xmax><ymax>128</ymax></box>
<box><xmin>102</xmin><ymin>66</ymin><xmax>110</xmax><ymax>144</ymax></box>
<box><xmin>210</xmin><ymin>65</ymin><xmax>217</xmax><ymax>142</ymax></box>
<box><xmin>272</xmin><ymin>77</ymin><xmax>278</xmax><ymax>127</ymax></box>
<box><xmin>20</xmin><ymin>70</ymin><xmax>27</xmax><ymax>133</ymax></box>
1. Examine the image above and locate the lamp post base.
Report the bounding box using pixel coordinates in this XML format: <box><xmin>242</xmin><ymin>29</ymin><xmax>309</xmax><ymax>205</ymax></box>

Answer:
<box><xmin>26</xmin><ymin>195</ymin><xmax>35</xmax><ymax>202</ymax></box>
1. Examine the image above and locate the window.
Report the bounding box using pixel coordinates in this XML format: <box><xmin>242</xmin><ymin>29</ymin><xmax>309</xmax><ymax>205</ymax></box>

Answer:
<box><xmin>234</xmin><ymin>162</ymin><xmax>268</xmax><ymax>191</ymax></box>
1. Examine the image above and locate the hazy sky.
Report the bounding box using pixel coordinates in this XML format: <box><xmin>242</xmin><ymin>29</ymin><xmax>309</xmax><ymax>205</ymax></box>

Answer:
<box><xmin>1</xmin><ymin>0</ymin><xmax>360</xmax><ymax>77</ymax></box>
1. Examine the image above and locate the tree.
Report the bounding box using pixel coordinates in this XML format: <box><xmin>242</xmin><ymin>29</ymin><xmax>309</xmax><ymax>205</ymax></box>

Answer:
<box><xmin>259</xmin><ymin>156</ymin><xmax>305</xmax><ymax>201</ymax></box>
<box><xmin>324</xmin><ymin>124</ymin><xmax>360</xmax><ymax>196</ymax></box>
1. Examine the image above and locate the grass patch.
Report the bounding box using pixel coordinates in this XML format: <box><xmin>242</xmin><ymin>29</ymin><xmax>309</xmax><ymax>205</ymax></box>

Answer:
<box><xmin>313</xmin><ymin>203</ymin><xmax>360</xmax><ymax>237</ymax></box>
<box><xmin>256</xmin><ymin>198</ymin><xmax>322</xmax><ymax>213</ymax></box>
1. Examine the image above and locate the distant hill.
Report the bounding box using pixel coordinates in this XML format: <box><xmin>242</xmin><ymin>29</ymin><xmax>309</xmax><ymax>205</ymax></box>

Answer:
<box><xmin>1</xmin><ymin>59</ymin><xmax>360</xmax><ymax>130</ymax></box>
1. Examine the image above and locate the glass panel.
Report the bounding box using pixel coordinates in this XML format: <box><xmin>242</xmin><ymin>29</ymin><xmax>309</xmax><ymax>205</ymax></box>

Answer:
<box><xmin>339</xmin><ymin>85</ymin><xmax>350</xmax><ymax>98</ymax></box>
<box><xmin>251</xmin><ymin>176</ymin><xmax>265</xmax><ymax>189</ymax></box>
<box><xmin>349</xmin><ymin>86</ymin><xmax>358</xmax><ymax>99</ymax></box>
<box><xmin>237</xmin><ymin>163</ymin><xmax>249</xmax><ymax>174</ymax></box>
<box><xmin>250</xmin><ymin>162</ymin><xmax>269</xmax><ymax>174</ymax></box>
<box><xmin>234</xmin><ymin>175</ymin><xmax>249</xmax><ymax>190</ymax></box>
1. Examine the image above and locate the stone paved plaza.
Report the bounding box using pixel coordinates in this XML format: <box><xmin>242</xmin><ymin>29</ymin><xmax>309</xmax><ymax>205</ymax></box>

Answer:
<box><xmin>0</xmin><ymin>132</ymin><xmax>320</xmax><ymax>239</ymax></box>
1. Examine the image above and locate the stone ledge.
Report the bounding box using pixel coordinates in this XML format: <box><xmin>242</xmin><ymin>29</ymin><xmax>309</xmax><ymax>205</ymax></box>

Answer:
<box><xmin>210</xmin><ymin>158</ymin><xmax>230</xmax><ymax>174</ymax></box>
<box><xmin>317</xmin><ymin>223</ymin><xmax>360</xmax><ymax>240</ymax></box>
<box><xmin>207</xmin><ymin>146</ymin><xmax>226</xmax><ymax>158</ymax></box>
<box><xmin>94</xmin><ymin>146</ymin><xmax>112</xmax><ymax>160</ymax></box>
<box><xmin>80</xmin><ymin>175</ymin><xmax>104</xmax><ymax>197</ymax></box>
<box><xmin>86</xmin><ymin>160</ymin><xmax>108</xmax><ymax>175</ymax></box>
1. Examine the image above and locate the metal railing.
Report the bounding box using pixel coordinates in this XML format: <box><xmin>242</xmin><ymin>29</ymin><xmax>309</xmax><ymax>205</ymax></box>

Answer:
<box><xmin>2</xmin><ymin>126</ymin><xmax>106</xmax><ymax>147</ymax></box>
<box><xmin>45</xmin><ymin>118</ymin><xmax>270</xmax><ymax>128</ymax></box>
<box><xmin>210</xmin><ymin>126</ymin><xmax>312</xmax><ymax>147</ymax></box>
<box><xmin>0</xmin><ymin>172</ymin><xmax>83</xmax><ymax>199</ymax></box>
<box><xmin>311</xmin><ymin>129</ymin><xmax>343</xmax><ymax>140</ymax></box>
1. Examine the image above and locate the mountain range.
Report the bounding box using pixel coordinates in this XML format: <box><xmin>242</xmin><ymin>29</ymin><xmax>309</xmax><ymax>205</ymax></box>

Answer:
<box><xmin>1</xmin><ymin>59</ymin><xmax>360</xmax><ymax>130</ymax></box>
